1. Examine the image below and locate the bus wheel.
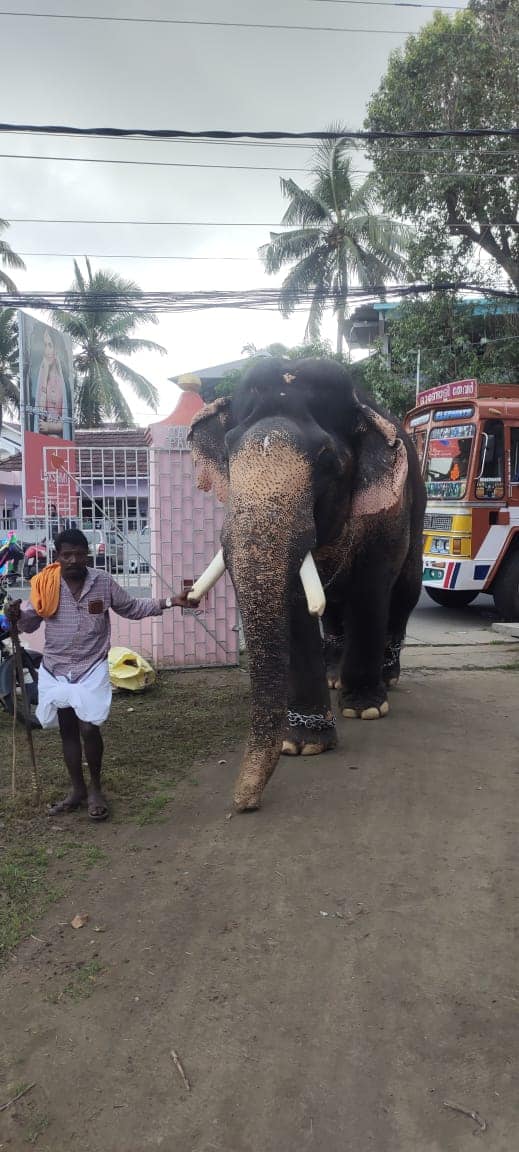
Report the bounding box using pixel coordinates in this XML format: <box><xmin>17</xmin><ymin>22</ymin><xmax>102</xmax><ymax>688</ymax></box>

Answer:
<box><xmin>493</xmin><ymin>552</ymin><xmax>519</xmax><ymax>621</ymax></box>
<box><xmin>425</xmin><ymin>587</ymin><xmax>478</xmax><ymax>608</ymax></box>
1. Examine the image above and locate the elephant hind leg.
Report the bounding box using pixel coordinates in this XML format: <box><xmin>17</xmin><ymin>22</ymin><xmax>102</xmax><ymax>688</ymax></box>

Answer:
<box><xmin>338</xmin><ymin>567</ymin><xmax>391</xmax><ymax>720</ymax></box>
<box><xmin>339</xmin><ymin>685</ymin><xmax>390</xmax><ymax>720</ymax></box>
<box><xmin>384</xmin><ymin>546</ymin><xmax>423</xmax><ymax>687</ymax></box>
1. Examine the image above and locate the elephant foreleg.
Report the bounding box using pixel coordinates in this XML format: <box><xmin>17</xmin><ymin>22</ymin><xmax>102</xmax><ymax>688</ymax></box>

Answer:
<box><xmin>282</xmin><ymin>598</ymin><xmax>336</xmax><ymax>756</ymax></box>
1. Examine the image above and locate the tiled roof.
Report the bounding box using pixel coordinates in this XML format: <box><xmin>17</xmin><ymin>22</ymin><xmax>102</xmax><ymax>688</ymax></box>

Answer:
<box><xmin>75</xmin><ymin>427</ymin><xmax>149</xmax><ymax>448</ymax></box>
<box><xmin>0</xmin><ymin>451</ymin><xmax>22</xmax><ymax>472</ymax></box>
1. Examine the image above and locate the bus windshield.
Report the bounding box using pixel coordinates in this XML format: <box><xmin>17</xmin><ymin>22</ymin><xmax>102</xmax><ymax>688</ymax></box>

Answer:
<box><xmin>424</xmin><ymin>423</ymin><xmax>475</xmax><ymax>499</ymax></box>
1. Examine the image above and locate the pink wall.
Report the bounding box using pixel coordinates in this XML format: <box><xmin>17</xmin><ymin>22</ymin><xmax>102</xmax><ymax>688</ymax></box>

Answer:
<box><xmin>20</xmin><ymin>441</ymin><xmax>239</xmax><ymax>670</ymax></box>
<box><xmin>144</xmin><ymin>442</ymin><xmax>238</xmax><ymax>668</ymax></box>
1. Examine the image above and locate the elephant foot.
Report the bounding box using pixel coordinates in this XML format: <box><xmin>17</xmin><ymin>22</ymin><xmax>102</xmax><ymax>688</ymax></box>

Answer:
<box><xmin>339</xmin><ymin>687</ymin><xmax>389</xmax><ymax>720</ymax></box>
<box><xmin>282</xmin><ymin>709</ymin><xmax>337</xmax><ymax>756</ymax></box>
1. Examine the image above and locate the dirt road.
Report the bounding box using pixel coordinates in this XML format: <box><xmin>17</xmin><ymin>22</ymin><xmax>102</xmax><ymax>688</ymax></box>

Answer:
<box><xmin>1</xmin><ymin>660</ymin><xmax>518</xmax><ymax>1151</ymax></box>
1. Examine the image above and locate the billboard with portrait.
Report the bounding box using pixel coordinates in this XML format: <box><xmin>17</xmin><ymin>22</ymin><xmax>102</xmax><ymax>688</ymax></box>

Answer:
<box><xmin>18</xmin><ymin>312</ymin><xmax>77</xmax><ymax>518</ymax></box>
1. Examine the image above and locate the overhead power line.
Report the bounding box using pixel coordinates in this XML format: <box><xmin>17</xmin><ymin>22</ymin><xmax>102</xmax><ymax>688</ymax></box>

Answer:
<box><xmin>0</xmin><ymin>9</ymin><xmax>438</xmax><ymax>34</ymax></box>
<box><xmin>7</xmin><ymin>216</ymin><xmax>519</xmax><ymax>228</ymax></box>
<box><xmin>0</xmin><ymin>151</ymin><xmax>515</xmax><ymax>178</ymax></box>
<box><xmin>0</xmin><ymin>123</ymin><xmax>517</xmax><ymax>142</ymax></box>
<box><xmin>308</xmin><ymin>0</ymin><xmax>464</xmax><ymax>7</ymax></box>
<box><xmin>0</xmin><ymin>152</ymin><xmax>309</xmax><ymax>174</ymax></box>
<box><xmin>0</xmin><ymin>283</ymin><xmax>515</xmax><ymax>315</ymax></box>
<box><xmin>1</xmin><ymin>130</ymin><xmax>516</xmax><ymax>155</ymax></box>
<box><xmin>16</xmin><ymin>252</ymin><xmax>261</xmax><ymax>262</ymax></box>
<box><xmin>5</xmin><ymin>217</ymin><xmax>292</xmax><ymax>226</ymax></box>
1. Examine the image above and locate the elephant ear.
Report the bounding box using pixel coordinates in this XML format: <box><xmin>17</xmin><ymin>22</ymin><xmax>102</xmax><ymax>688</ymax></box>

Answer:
<box><xmin>351</xmin><ymin>400</ymin><xmax>409</xmax><ymax>518</ymax></box>
<box><xmin>188</xmin><ymin>396</ymin><xmax>232</xmax><ymax>503</ymax></box>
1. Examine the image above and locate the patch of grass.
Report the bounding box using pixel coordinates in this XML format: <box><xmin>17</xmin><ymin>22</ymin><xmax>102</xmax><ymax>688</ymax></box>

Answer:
<box><xmin>61</xmin><ymin>959</ymin><xmax>104</xmax><ymax>1001</ymax></box>
<box><xmin>0</xmin><ymin>832</ymin><xmax>109</xmax><ymax>961</ymax></box>
<box><xmin>25</xmin><ymin>1110</ymin><xmax>50</xmax><ymax>1145</ymax></box>
<box><xmin>0</xmin><ymin>845</ymin><xmax>59</xmax><ymax>958</ymax></box>
<box><xmin>0</xmin><ymin>667</ymin><xmax>250</xmax><ymax>960</ymax></box>
<box><xmin>135</xmin><ymin>793</ymin><xmax>170</xmax><ymax>825</ymax></box>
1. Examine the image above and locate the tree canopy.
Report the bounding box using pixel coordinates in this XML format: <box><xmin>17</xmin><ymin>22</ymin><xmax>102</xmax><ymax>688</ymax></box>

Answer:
<box><xmin>365</xmin><ymin>0</ymin><xmax>519</xmax><ymax>289</ymax></box>
<box><xmin>53</xmin><ymin>259</ymin><xmax>165</xmax><ymax>427</ymax></box>
<box><xmin>360</xmin><ymin>294</ymin><xmax>519</xmax><ymax>417</ymax></box>
<box><xmin>258</xmin><ymin>134</ymin><xmax>411</xmax><ymax>352</ymax></box>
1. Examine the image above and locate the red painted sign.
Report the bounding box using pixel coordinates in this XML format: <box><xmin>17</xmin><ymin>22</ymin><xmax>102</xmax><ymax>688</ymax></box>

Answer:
<box><xmin>23</xmin><ymin>432</ymin><xmax>77</xmax><ymax>519</ymax></box>
<box><xmin>417</xmin><ymin>379</ymin><xmax>478</xmax><ymax>407</ymax></box>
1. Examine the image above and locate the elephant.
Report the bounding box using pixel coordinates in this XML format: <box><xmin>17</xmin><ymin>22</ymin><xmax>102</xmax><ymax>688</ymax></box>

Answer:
<box><xmin>187</xmin><ymin>358</ymin><xmax>426</xmax><ymax>813</ymax></box>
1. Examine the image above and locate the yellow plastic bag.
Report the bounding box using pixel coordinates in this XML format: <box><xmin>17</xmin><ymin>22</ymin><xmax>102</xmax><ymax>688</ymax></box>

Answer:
<box><xmin>108</xmin><ymin>646</ymin><xmax>156</xmax><ymax>692</ymax></box>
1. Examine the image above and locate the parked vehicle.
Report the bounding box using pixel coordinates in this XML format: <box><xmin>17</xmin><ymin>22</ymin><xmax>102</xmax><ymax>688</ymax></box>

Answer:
<box><xmin>404</xmin><ymin>378</ymin><xmax>519</xmax><ymax>618</ymax></box>
<box><xmin>0</xmin><ymin>587</ymin><xmax>41</xmax><ymax>726</ymax></box>
<box><xmin>127</xmin><ymin>523</ymin><xmax>150</xmax><ymax>574</ymax></box>
<box><xmin>23</xmin><ymin>541</ymin><xmax>50</xmax><ymax>582</ymax></box>
<box><xmin>0</xmin><ymin>532</ymin><xmax>24</xmax><ymax>587</ymax></box>
<box><xmin>82</xmin><ymin>528</ymin><xmax>123</xmax><ymax>573</ymax></box>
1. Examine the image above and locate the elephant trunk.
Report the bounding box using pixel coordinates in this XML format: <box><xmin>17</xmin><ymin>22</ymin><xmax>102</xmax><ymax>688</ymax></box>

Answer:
<box><xmin>230</xmin><ymin>544</ymin><xmax>292</xmax><ymax>811</ymax></box>
<box><xmin>224</xmin><ymin>426</ymin><xmax>319</xmax><ymax>810</ymax></box>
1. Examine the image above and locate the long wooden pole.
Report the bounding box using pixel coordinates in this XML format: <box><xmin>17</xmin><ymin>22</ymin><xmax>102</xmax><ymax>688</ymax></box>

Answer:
<box><xmin>10</xmin><ymin>617</ymin><xmax>41</xmax><ymax>804</ymax></box>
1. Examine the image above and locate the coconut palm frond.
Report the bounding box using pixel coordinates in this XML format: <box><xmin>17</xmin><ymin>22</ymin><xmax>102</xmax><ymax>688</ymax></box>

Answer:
<box><xmin>106</xmin><ymin>335</ymin><xmax>166</xmax><ymax>357</ymax></box>
<box><xmin>107</xmin><ymin>358</ymin><xmax>159</xmax><ymax>410</ymax></box>
<box><xmin>277</xmin><ymin>248</ymin><xmax>331</xmax><ymax>318</ymax></box>
<box><xmin>0</xmin><ymin>219</ymin><xmax>25</xmax><ymax>289</ymax></box>
<box><xmin>259</xmin><ymin>228</ymin><xmax>323</xmax><ymax>274</ymax></box>
<box><xmin>306</xmin><ymin>262</ymin><xmax>334</xmax><ymax>343</ymax></box>
<box><xmin>0</xmin><ymin>307</ymin><xmax>20</xmax><ymax>430</ymax></box>
<box><xmin>279</xmin><ymin>179</ymin><xmax>332</xmax><ymax>228</ymax></box>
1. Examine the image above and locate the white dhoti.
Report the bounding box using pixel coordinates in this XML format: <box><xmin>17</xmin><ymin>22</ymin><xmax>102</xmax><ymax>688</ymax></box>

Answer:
<box><xmin>36</xmin><ymin>660</ymin><xmax>112</xmax><ymax>729</ymax></box>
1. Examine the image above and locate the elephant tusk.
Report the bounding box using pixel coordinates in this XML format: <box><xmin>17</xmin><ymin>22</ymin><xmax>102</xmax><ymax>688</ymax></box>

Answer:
<box><xmin>299</xmin><ymin>552</ymin><xmax>326</xmax><ymax>617</ymax></box>
<box><xmin>188</xmin><ymin>549</ymin><xmax>226</xmax><ymax>601</ymax></box>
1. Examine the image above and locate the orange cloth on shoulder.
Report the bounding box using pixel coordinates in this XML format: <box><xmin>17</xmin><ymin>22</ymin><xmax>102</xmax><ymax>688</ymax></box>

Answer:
<box><xmin>30</xmin><ymin>562</ymin><xmax>62</xmax><ymax>618</ymax></box>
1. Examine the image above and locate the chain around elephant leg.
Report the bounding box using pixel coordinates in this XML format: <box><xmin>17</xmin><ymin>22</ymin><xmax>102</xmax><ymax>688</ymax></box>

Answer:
<box><xmin>383</xmin><ymin>640</ymin><xmax>402</xmax><ymax>688</ymax></box>
<box><xmin>282</xmin><ymin>709</ymin><xmax>337</xmax><ymax>756</ymax></box>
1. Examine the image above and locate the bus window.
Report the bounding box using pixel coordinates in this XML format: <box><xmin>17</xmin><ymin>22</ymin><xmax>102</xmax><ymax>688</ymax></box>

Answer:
<box><xmin>475</xmin><ymin>420</ymin><xmax>504</xmax><ymax>500</ymax></box>
<box><xmin>424</xmin><ymin>423</ymin><xmax>475</xmax><ymax>499</ymax></box>
<box><xmin>413</xmin><ymin>429</ymin><xmax>427</xmax><ymax>468</ymax></box>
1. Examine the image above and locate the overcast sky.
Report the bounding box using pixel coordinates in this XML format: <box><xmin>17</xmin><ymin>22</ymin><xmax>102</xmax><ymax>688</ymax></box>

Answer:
<box><xmin>1</xmin><ymin>0</ymin><xmax>467</xmax><ymax>422</ymax></box>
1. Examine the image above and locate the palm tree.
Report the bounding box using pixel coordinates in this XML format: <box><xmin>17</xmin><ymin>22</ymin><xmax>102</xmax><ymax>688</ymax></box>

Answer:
<box><xmin>0</xmin><ymin>308</ymin><xmax>19</xmax><ymax>434</ymax></box>
<box><xmin>0</xmin><ymin>218</ymin><xmax>25</xmax><ymax>291</ymax></box>
<box><xmin>259</xmin><ymin>133</ymin><xmax>411</xmax><ymax>353</ymax></box>
<box><xmin>54</xmin><ymin>259</ymin><xmax>165</xmax><ymax>426</ymax></box>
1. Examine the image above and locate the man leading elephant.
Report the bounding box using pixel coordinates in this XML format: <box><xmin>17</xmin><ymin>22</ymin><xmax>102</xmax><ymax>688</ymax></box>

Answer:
<box><xmin>6</xmin><ymin>528</ymin><xmax>190</xmax><ymax>821</ymax></box>
<box><xmin>187</xmin><ymin>358</ymin><xmax>426</xmax><ymax>812</ymax></box>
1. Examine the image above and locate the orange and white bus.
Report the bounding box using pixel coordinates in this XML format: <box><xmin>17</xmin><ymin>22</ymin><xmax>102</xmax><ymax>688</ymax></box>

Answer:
<box><xmin>404</xmin><ymin>378</ymin><xmax>519</xmax><ymax>619</ymax></box>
